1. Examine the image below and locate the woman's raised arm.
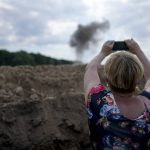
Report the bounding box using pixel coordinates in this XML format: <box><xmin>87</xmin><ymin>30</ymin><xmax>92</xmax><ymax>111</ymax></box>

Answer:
<box><xmin>84</xmin><ymin>41</ymin><xmax>114</xmax><ymax>102</ymax></box>
<box><xmin>125</xmin><ymin>39</ymin><xmax>150</xmax><ymax>91</ymax></box>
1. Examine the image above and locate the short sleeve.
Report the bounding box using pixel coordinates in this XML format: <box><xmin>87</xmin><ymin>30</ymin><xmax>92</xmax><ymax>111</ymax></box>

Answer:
<box><xmin>86</xmin><ymin>84</ymin><xmax>109</xmax><ymax>119</ymax></box>
<box><xmin>89</xmin><ymin>84</ymin><xmax>106</xmax><ymax>95</ymax></box>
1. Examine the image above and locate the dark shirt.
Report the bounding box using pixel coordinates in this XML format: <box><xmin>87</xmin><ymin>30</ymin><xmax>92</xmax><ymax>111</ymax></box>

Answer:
<box><xmin>86</xmin><ymin>85</ymin><xmax>150</xmax><ymax>150</ymax></box>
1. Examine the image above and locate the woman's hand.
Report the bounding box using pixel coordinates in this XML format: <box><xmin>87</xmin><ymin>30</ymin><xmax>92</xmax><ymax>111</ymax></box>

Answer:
<box><xmin>125</xmin><ymin>38</ymin><xmax>150</xmax><ymax>81</ymax></box>
<box><xmin>100</xmin><ymin>40</ymin><xmax>114</xmax><ymax>56</ymax></box>
<box><xmin>125</xmin><ymin>39</ymin><xmax>142</xmax><ymax>54</ymax></box>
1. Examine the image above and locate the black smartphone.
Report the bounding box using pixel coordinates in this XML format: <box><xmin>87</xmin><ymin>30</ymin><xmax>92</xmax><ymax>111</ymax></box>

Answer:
<box><xmin>112</xmin><ymin>41</ymin><xmax>128</xmax><ymax>51</ymax></box>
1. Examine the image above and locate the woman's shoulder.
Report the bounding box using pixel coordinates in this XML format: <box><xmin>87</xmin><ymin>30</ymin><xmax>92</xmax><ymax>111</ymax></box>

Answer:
<box><xmin>140</xmin><ymin>90</ymin><xmax>150</xmax><ymax>100</ymax></box>
<box><xmin>138</xmin><ymin>94</ymin><xmax>150</xmax><ymax>111</ymax></box>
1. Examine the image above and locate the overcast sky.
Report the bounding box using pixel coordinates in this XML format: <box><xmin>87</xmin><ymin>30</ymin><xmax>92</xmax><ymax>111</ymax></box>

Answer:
<box><xmin>0</xmin><ymin>0</ymin><xmax>150</xmax><ymax>62</ymax></box>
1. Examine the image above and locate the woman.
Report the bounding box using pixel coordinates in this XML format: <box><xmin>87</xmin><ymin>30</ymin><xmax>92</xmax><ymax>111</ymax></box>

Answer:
<box><xmin>84</xmin><ymin>39</ymin><xmax>150</xmax><ymax>150</ymax></box>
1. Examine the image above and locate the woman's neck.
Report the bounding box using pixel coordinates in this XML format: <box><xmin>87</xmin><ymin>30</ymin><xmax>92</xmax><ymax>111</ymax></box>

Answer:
<box><xmin>112</xmin><ymin>90</ymin><xmax>135</xmax><ymax>99</ymax></box>
<box><xmin>112</xmin><ymin>92</ymin><xmax>137</xmax><ymax>107</ymax></box>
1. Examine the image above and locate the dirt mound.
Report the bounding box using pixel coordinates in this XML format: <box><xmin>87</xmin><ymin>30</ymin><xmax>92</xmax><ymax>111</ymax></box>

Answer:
<box><xmin>0</xmin><ymin>65</ymin><xmax>93</xmax><ymax>150</ymax></box>
<box><xmin>0</xmin><ymin>65</ymin><xmax>86</xmax><ymax>103</ymax></box>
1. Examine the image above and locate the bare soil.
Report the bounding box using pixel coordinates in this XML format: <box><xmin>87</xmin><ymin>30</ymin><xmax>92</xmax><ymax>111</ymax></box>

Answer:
<box><xmin>0</xmin><ymin>65</ymin><xmax>92</xmax><ymax>150</ymax></box>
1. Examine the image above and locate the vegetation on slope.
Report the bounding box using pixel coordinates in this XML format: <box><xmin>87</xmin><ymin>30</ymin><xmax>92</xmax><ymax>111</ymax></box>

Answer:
<box><xmin>0</xmin><ymin>49</ymin><xmax>74</xmax><ymax>66</ymax></box>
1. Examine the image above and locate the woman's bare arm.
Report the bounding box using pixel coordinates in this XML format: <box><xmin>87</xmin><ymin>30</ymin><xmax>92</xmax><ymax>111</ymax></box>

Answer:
<box><xmin>125</xmin><ymin>39</ymin><xmax>150</xmax><ymax>90</ymax></box>
<box><xmin>84</xmin><ymin>41</ymin><xmax>114</xmax><ymax>103</ymax></box>
<box><xmin>84</xmin><ymin>53</ymin><xmax>105</xmax><ymax>97</ymax></box>
<box><xmin>125</xmin><ymin>39</ymin><xmax>150</xmax><ymax>81</ymax></box>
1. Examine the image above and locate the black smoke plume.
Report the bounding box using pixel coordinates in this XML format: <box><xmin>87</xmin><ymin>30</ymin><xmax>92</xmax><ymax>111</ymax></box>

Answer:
<box><xmin>70</xmin><ymin>21</ymin><xmax>110</xmax><ymax>58</ymax></box>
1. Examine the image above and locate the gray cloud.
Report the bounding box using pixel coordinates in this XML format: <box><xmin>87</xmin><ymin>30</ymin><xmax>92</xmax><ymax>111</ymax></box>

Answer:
<box><xmin>0</xmin><ymin>5</ymin><xmax>45</xmax><ymax>45</ymax></box>
<box><xmin>99</xmin><ymin>0</ymin><xmax>150</xmax><ymax>42</ymax></box>
<box><xmin>0</xmin><ymin>0</ymin><xmax>87</xmax><ymax>46</ymax></box>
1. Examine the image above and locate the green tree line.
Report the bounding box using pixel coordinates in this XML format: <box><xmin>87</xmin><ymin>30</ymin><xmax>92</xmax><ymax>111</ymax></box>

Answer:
<box><xmin>0</xmin><ymin>49</ymin><xmax>74</xmax><ymax>66</ymax></box>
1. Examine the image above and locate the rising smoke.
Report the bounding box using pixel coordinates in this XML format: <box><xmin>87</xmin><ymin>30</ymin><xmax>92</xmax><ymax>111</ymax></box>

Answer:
<box><xmin>70</xmin><ymin>21</ymin><xmax>110</xmax><ymax>59</ymax></box>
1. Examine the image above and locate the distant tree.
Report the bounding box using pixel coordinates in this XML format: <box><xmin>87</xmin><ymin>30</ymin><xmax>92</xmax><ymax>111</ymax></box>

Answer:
<box><xmin>0</xmin><ymin>49</ymin><xmax>73</xmax><ymax>66</ymax></box>
<box><xmin>11</xmin><ymin>51</ymin><xmax>35</xmax><ymax>66</ymax></box>
<box><xmin>31</xmin><ymin>53</ymin><xmax>50</xmax><ymax>65</ymax></box>
<box><xmin>0</xmin><ymin>49</ymin><xmax>13</xmax><ymax>65</ymax></box>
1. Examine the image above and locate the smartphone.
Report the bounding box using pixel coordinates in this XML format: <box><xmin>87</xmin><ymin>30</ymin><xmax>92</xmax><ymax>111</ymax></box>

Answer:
<box><xmin>112</xmin><ymin>41</ymin><xmax>129</xmax><ymax>51</ymax></box>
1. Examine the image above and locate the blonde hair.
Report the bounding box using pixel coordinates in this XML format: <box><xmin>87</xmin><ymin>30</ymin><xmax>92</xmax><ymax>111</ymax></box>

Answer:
<box><xmin>104</xmin><ymin>51</ymin><xmax>144</xmax><ymax>93</ymax></box>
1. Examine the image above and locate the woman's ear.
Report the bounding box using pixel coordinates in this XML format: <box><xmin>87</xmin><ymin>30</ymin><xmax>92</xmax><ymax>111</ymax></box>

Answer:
<box><xmin>104</xmin><ymin>78</ymin><xmax>108</xmax><ymax>83</ymax></box>
<box><xmin>104</xmin><ymin>73</ymin><xmax>108</xmax><ymax>83</ymax></box>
